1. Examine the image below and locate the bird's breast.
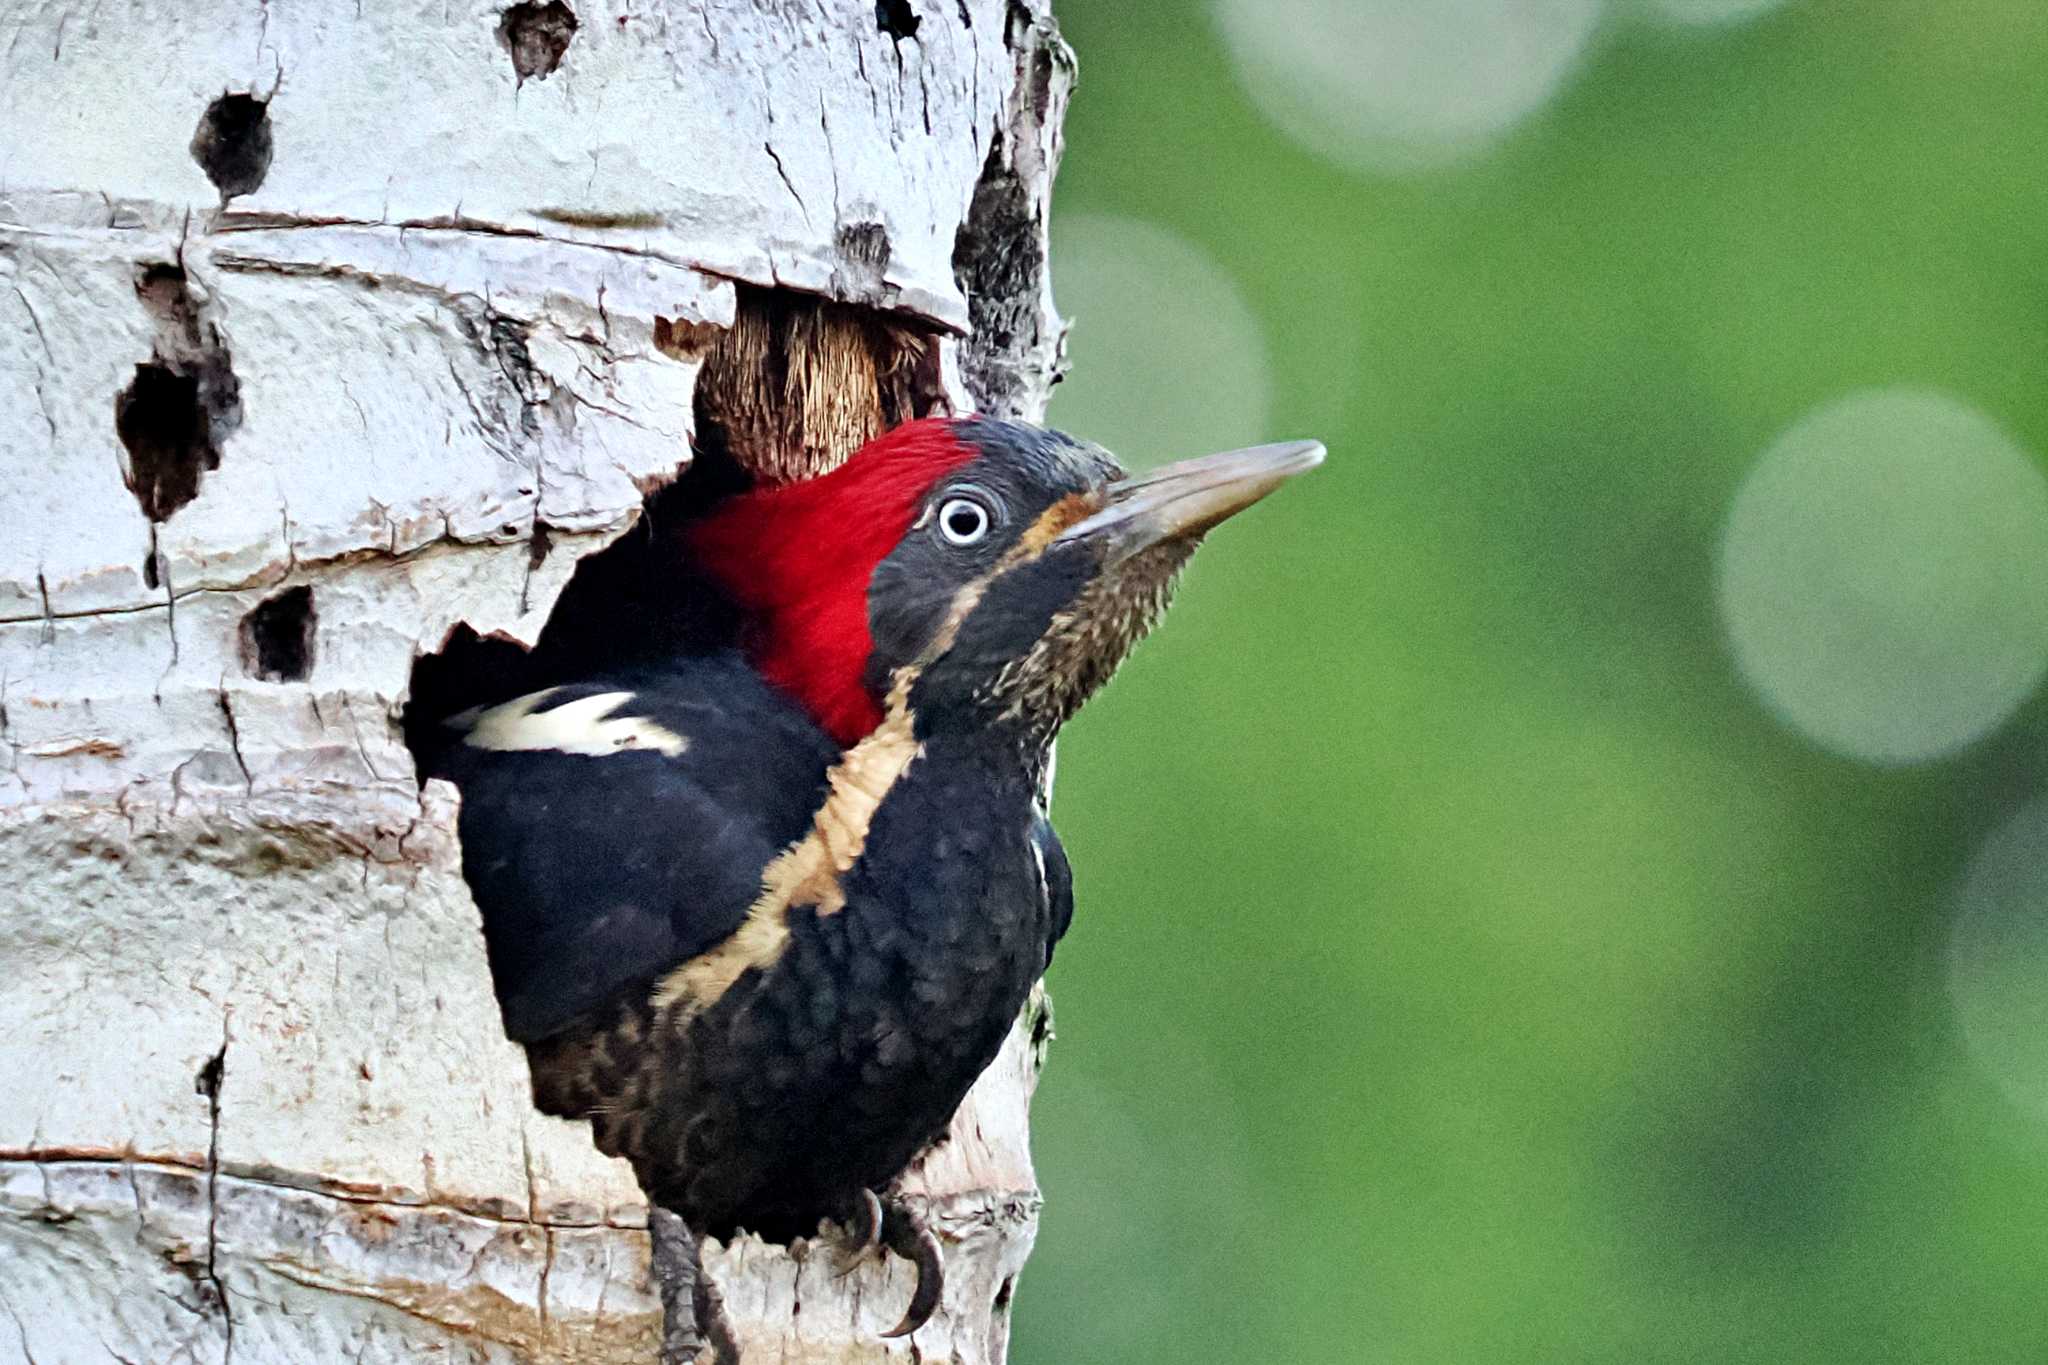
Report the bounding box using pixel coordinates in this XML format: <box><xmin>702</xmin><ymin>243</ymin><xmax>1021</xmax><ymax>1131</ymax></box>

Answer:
<box><xmin>633</xmin><ymin>747</ymin><xmax>1054</xmax><ymax>1232</ymax></box>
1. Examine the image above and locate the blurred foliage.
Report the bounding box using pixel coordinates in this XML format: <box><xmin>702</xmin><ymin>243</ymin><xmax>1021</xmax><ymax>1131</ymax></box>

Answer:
<box><xmin>1016</xmin><ymin>1</ymin><xmax>2048</xmax><ymax>1360</ymax></box>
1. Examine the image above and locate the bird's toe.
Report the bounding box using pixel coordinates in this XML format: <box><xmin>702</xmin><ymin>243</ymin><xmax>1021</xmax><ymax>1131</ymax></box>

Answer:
<box><xmin>879</xmin><ymin>1198</ymin><xmax>945</xmax><ymax>1339</ymax></box>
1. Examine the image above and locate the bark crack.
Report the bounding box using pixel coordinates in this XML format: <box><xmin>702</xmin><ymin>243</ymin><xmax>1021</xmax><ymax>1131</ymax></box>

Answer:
<box><xmin>123</xmin><ymin>1156</ymin><xmax>150</xmax><ymax>1233</ymax></box>
<box><xmin>341</xmin><ymin>692</ymin><xmax>388</xmax><ymax>782</ymax></box>
<box><xmin>537</xmin><ymin>1228</ymin><xmax>556</xmax><ymax>1330</ymax></box>
<box><xmin>161</xmin><ymin>540</ymin><xmax>179</xmax><ymax>666</ymax></box>
<box><xmin>195</xmin><ymin>1032</ymin><xmax>233</xmax><ymax>1363</ymax></box>
<box><xmin>519</xmin><ymin>1126</ymin><xmax>541</xmax><ymax>1224</ymax></box>
<box><xmin>13</xmin><ymin>285</ymin><xmax>52</xmax><ymax>361</ymax></box>
<box><xmin>819</xmin><ymin>94</ymin><xmax>843</xmax><ymax>222</ymax></box>
<box><xmin>216</xmin><ymin>688</ymin><xmax>253</xmax><ymax>792</ymax></box>
<box><xmin>0</xmin><ymin>517</ymin><xmax>614</xmax><ymax>632</ymax></box>
<box><xmin>0</xmin><ymin>1150</ymin><xmax>641</xmax><ymax>1231</ymax></box>
<box><xmin>218</xmin><ymin>211</ymin><xmax>666</xmax><ymax>261</ymax></box>
<box><xmin>12</xmin><ymin>287</ymin><xmax>59</xmax><ymax>444</ymax></box>
<box><xmin>0</xmin><ymin>1290</ymin><xmax>35</xmax><ymax>1365</ymax></box>
<box><xmin>338</xmin><ymin>379</ymin><xmax>370</xmax><ymax>434</ymax></box>
<box><xmin>28</xmin><ymin>380</ymin><xmax>57</xmax><ymax>444</ymax></box>
<box><xmin>763</xmin><ymin>142</ymin><xmax>810</xmax><ymax>225</ymax></box>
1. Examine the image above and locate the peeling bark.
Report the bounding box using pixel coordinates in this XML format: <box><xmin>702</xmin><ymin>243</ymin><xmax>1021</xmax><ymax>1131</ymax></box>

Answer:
<box><xmin>0</xmin><ymin>2</ymin><xmax>1074</xmax><ymax>1361</ymax></box>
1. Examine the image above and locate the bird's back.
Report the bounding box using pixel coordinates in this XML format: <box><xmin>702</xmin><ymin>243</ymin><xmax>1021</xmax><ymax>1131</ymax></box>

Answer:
<box><xmin>424</xmin><ymin>649</ymin><xmax>840</xmax><ymax>1045</ymax></box>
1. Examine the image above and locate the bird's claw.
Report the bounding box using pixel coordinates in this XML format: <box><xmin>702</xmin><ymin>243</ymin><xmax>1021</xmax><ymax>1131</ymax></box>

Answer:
<box><xmin>854</xmin><ymin>1187</ymin><xmax>886</xmax><ymax>1256</ymax></box>
<box><xmin>824</xmin><ymin>1189</ymin><xmax>944</xmax><ymax>1338</ymax></box>
<box><xmin>878</xmin><ymin>1198</ymin><xmax>944</xmax><ymax>1339</ymax></box>
<box><xmin>829</xmin><ymin>1187</ymin><xmax>888</xmax><ymax>1275</ymax></box>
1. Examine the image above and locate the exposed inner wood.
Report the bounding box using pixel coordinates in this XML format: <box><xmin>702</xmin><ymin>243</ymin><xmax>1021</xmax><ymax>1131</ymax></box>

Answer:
<box><xmin>690</xmin><ymin>288</ymin><xmax>949</xmax><ymax>485</ymax></box>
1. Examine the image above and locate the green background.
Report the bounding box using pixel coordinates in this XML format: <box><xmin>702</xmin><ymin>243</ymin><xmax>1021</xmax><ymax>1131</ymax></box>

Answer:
<box><xmin>1018</xmin><ymin>1</ymin><xmax>2048</xmax><ymax>1360</ymax></box>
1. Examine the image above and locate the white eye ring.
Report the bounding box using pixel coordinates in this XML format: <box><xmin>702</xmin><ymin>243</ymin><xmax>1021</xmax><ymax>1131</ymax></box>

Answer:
<box><xmin>937</xmin><ymin>495</ymin><xmax>992</xmax><ymax>546</ymax></box>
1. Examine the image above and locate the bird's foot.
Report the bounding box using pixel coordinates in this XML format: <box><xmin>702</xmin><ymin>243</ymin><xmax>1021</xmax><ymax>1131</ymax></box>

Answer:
<box><xmin>648</xmin><ymin>1206</ymin><xmax>741</xmax><ymax>1365</ymax></box>
<box><xmin>879</xmin><ymin>1194</ymin><xmax>945</xmax><ymax>1339</ymax></box>
<box><xmin>827</xmin><ymin>1186</ymin><xmax>889</xmax><ymax>1271</ymax></box>
<box><xmin>824</xmin><ymin>1188</ymin><xmax>945</xmax><ymax>1338</ymax></box>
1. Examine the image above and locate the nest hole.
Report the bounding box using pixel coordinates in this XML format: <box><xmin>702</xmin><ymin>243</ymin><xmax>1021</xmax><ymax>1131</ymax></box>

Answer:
<box><xmin>116</xmin><ymin>263</ymin><xmax>242</xmax><ymax>525</ymax></box>
<box><xmin>403</xmin><ymin>287</ymin><xmax>947</xmax><ymax>772</ymax></box>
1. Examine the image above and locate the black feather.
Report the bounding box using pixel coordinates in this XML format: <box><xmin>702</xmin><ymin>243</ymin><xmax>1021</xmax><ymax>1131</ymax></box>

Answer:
<box><xmin>425</xmin><ymin>651</ymin><xmax>838</xmax><ymax>1041</ymax></box>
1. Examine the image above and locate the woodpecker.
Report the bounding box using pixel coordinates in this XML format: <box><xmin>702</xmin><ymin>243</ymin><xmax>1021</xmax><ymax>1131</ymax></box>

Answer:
<box><xmin>423</xmin><ymin>416</ymin><xmax>1321</xmax><ymax>1360</ymax></box>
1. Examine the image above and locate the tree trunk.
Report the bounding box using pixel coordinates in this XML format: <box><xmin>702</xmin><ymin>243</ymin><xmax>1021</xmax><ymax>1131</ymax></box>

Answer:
<box><xmin>0</xmin><ymin>3</ymin><xmax>1073</xmax><ymax>1360</ymax></box>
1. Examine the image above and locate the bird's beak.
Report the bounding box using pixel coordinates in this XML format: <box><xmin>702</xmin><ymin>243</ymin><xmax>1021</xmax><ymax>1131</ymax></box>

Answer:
<box><xmin>1055</xmin><ymin>439</ymin><xmax>1326</xmax><ymax>564</ymax></box>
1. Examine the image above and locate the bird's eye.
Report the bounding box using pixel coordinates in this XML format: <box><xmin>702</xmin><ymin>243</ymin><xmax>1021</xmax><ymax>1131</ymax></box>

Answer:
<box><xmin>937</xmin><ymin>495</ymin><xmax>992</xmax><ymax>546</ymax></box>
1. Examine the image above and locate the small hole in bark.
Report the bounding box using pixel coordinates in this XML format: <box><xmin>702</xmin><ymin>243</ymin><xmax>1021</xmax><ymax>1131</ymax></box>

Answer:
<box><xmin>118</xmin><ymin>263</ymin><xmax>242</xmax><ymax>523</ymax></box>
<box><xmin>994</xmin><ymin>1276</ymin><xmax>1015</xmax><ymax>1312</ymax></box>
<box><xmin>957</xmin><ymin>0</ymin><xmax>972</xmax><ymax>24</ymax></box>
<box><xmin>240</xmin><ymin>586</ymin><xmax>317</xmax><ymax>682</ymax></box>
<box><xmin>117</xmin><ymin>363</ymin><xmax>217</xmax><ymax>522</ymax></box>
<box><xmin>498</xmin><ymin>1</ymin><xmax>579</xmax><ymax>83</ymax></box>
<box><xmin>877</xmin><ymin>0</ymin><xmax>922</xmax><ymax>41</ymax></box>
<box><xmin>190</xmin><ymin>92</ymin><xmax>273</xmax><ymax>200</ymax></box>
<box><xmin>195</xmin><ymin>1043</ymin><xmax>226</xmax><ymax>1099</ymax></box>
<box><xmin>142</xmin><ymin>549</ymin><xmax>160</xmax><ymax>590</ymax></box>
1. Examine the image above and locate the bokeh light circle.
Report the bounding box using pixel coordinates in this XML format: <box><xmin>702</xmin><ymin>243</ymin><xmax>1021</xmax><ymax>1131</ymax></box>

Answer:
<box><xmin>1212</xmin><ymin>0</ymin><xmax>1608</xmax><ymax>173</ymax></box>
<box><xmin>1049</xmin><ymin>213</ymin><xmax>1271</xmax><ymax>466</ymax></box>
<box><xmin>1717</xmin><ymin>388</ymin><xmax>2048</xmax><ymax>765</ymax></box>
<box><xmin>1950</xmin><ymin>797</ymin><xmax>2048</xmax><ymax>1120</ymax></box>
<box><xmin>1638</xmin><ymin>0</ymin><xmax>1791</xmax><ymax>27</ymax></box>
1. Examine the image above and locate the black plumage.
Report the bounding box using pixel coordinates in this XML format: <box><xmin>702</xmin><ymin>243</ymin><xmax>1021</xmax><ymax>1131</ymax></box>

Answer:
<box><xmin>430</xmin><ymin>655</ymin><xmax>838</xmax><ymax>1045</ymax></box>
<box><xmin>415</xmin><ymin>417</ymin><xmax>1320</xmax><ymax>1356</ymax></box>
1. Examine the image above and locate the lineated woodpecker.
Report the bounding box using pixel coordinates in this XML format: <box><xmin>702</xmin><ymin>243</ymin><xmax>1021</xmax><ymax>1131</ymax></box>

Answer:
<box><xmin>421</xmin><ymin>417</ymin><xmax>1321</xmax><ymax>1360</ymax></box>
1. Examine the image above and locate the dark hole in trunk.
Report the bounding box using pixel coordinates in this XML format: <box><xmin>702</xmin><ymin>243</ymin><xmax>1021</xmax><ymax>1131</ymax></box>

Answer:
<box><xmin>498</xmin><ymin>0</ymin><xmax>579</xmax><ymax>82</ymax></box>
<box><xmin>876</xmin><ymin>0</ymin><xmax>923</xmax><ymax>42</ymax></box>
<box><xmin>190</xmin><ymin>92</ymin><xmax>273</xmax><ymax>200</ymax></box>
<box><xmin>239</xmin><ymin>586</ymin><xmax>317</xmax><ymax>682</ymax></box>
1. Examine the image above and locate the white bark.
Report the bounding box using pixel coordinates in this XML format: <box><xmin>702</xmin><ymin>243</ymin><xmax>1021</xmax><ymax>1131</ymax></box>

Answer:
<box><xmin>0</xmin><ymin>3</ymin><xmax>1073</xmax><ymax>1361</ymax></box>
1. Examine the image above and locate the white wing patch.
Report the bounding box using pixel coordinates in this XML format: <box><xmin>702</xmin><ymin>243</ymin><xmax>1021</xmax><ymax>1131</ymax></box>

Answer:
<box><xmin>453</xmin><ymin>688</ymin><xmax>688</xmax><ymax>758</ymax></box>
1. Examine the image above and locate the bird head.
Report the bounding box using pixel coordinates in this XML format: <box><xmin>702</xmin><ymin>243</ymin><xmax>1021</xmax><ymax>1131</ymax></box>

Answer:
<box><xmin>687</xmin><ymin>417</ymin><xmax>1322</xmax><ymax>749</ymax></box>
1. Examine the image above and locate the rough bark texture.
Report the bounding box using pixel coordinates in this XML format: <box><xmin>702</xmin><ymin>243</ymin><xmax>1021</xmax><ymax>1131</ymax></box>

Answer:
<box><xmin>0</xmin><ymin>2</ymin><xmax>1074</xmax><ymax>1360</ymax></box>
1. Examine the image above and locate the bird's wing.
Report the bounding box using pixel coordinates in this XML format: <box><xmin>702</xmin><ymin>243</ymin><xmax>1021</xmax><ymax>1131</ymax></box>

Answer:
<box><xmin>1033</xmin><ymin>813</ymin><xmax>1074</xmax><ymax>964</ymax></box>
<box><xmin>427</xmin><ymin>652</ymin><xmax>839</xmax><ymax>1042</ymax></box>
